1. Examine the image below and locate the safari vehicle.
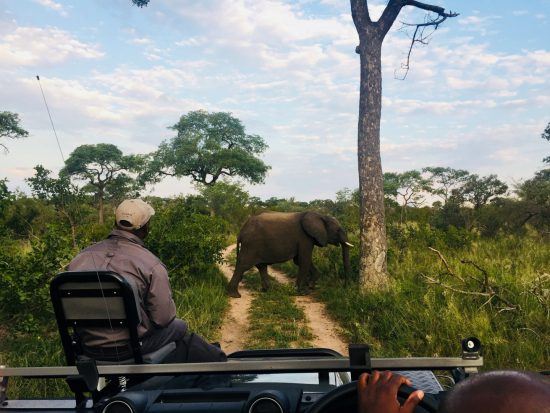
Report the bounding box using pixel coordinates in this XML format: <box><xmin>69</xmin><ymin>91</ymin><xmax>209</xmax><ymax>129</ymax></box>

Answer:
<box><xmin>0</xmin><ymin>270</ymin><xmax>484</xmax><ymax>413</ymax></box>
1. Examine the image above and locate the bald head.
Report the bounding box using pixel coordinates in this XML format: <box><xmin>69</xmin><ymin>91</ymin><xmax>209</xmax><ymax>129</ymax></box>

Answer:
<box><xmin>440</xmin><ymin>371</ymin><xmax>550</xmax><ymax>413</ymax></box>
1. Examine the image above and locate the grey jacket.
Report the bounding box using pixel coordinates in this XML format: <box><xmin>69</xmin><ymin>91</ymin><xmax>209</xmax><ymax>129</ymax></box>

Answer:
<box><xmin>67</xmin><ymin>229</ymin><xmax>180</xmax><ymax>347</ymax></box>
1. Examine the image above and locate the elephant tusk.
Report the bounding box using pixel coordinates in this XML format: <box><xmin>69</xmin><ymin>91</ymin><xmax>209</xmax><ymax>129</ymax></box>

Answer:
<box><xmin>344</xmin><ymin>242</ymin><xmax>354</xmax><ymax>247</ymax></box>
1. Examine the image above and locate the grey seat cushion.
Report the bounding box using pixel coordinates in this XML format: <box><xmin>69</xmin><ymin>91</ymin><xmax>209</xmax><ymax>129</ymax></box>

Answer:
<box><xmin>95</xmin><ymin>342</ymin><xmax>176</xmax><ymax>365</ymax></box>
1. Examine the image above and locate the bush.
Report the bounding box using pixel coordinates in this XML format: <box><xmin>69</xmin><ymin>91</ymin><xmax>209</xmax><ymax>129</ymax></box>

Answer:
<box><xmin>0</xmin><ymin>225</ymin><xmax>74</xmax><ymax>331</ymax></box>
<box><xmin>147</xmin><ymin>198</ymin><xmax>227</xmax><ymax>285</ymax></box>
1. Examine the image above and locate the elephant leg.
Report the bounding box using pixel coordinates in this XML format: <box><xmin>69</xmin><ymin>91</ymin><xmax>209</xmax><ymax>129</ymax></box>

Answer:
<box><xmin>226</xmin><ymin>259</ymin><xmax>253</xmax><ymax>298</ymax></box>
<box><xmin>308</xmin><ymin>263</ymin><xmax>319</xmax><ymax>289</ymax></box>
<box><xmin>296</xmin><ymin>246</ymin><xmax>313</xmax><ymax>295</ymax></box>
<box><xmin>256</xmin><ymin>264</ymin><xmax>270</xmax><ymax>292</ymax></box>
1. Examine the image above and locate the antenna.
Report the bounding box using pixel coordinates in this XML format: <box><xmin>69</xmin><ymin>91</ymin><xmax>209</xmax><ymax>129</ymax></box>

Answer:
<box><xmin>36</xmin><ymin>75</ymin><xmax>65</xmax><ymax>162</ymax></box>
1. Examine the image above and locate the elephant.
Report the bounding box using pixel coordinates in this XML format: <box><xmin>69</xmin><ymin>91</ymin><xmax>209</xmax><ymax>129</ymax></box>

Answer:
<box><xmin>226</xmin><ymin>211</ymin><xmax>353</xmax><ymax>298</ymax></box>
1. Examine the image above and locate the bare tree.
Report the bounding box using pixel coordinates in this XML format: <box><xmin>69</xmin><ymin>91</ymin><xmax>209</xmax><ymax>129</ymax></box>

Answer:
<box><xmin>350</xmin><ymin>0</ymin><xmax>458</xmax><ymax>290</ymax></box>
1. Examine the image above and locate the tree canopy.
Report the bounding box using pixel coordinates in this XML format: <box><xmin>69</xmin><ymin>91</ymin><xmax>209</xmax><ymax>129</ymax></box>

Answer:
<box><xmin>142</xmin><ymin>111</ymin><xmax>270</xmax><ymax>186</ymax></box>
<box><xmin>0</xmin><ymin>111</ymin><xmax>29</xmax><ymax>153</ymax></box>
<box><xmin>61</xmin><ymin>144</ymin><xmax>143</xmax><ymax>223</ymax></box>
<box><xmin>542</xmin><ymin>121</ymin><xmax>549</xmax><ymax>164</ymax></box>
<box><xmin>423</xmin><ymin>167</ymin><xmax>470</xmax><ymax>203</ymax></box>
<box><xmin>459</xmin><ymin>174</ymin><xmax>508</xmax><ymax>210</ymax></box>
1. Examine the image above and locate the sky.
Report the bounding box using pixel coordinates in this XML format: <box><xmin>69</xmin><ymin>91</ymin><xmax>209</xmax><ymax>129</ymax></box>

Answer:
<box><xmin>0</xmin><ymin>0</ymin><xmax>549</xmax><ymax>201</ymax></box>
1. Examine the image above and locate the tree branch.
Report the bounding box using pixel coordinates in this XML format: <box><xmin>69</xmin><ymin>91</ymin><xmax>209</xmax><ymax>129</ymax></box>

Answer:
<box><xmin>378</xmin><ymin>0</ymin><xmax>405</xmax><ymax>38</ymax></box>
<box><xmin>428</xmin><ymin>247</ymin><xmax>465</xmax><ymax>282</ymax></box>
<box><xmin>394</xmin><ymin>2</ymin><xmax>459</xmax><ymax>79</ymax></box>
<box><xmin>404</xmin><ymin>0</ymin><xmax>457</xmax><ymax>18</ymax></box>
<box><xmin>350</xmin><ymin>0</ymin><xmax>371</xmax><ymax>32</ymax></box>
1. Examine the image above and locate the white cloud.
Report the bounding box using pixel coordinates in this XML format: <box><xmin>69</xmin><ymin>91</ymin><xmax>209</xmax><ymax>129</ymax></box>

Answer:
<box><xmin>33</xmin><ymin>0</ymin><xmax>68</xmax><ymax>17</ymax></box>
<box><xmin>175</xmin><ymin>36</ymin><xmax>208</xmax><ymax>47</ymax></box>
<box><xmin>512</xmin><ymin>10</ymin><xmax>528</xmax><ymax>16</ymax></box>
<box><xmin>129</xmin><ymin>37</ymin><xmax>153</xmax><ymax>45</ymax></box>
<box><xmin>0</xmin><ymin>27</ymin><xmax>103</xmax><ymax>67</ymax></box>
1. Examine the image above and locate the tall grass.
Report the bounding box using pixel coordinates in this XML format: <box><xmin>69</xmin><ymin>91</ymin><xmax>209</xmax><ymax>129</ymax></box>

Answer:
<box><xmin>299</xmin><ymin>233</ymin><xmax>549</xmax><ymax>370</ymax></box>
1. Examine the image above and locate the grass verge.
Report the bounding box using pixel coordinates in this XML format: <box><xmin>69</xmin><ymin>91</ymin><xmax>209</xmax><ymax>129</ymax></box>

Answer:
<box><xmin>310</xmin><ymin>234</ymin><xmax>549</xmax><ymax>371</ymax></box>
<box><xmin>243</xmin><ymin>272</ymin><xmax>313</xmax><ymax>349</ymax></box>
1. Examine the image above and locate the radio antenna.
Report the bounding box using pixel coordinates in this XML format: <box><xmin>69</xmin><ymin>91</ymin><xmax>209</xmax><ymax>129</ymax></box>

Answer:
<box><xmin>36</xmin><ymin>75</ymin><xmax>65</xmax><ymax>162</ymax></box>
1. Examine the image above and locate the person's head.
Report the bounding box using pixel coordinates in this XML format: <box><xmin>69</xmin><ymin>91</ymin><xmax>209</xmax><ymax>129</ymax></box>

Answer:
<box><xmin>115</xmin><ymin>198</ymin><xmax>155</xmax><ymax>240</ymax></box>
<box><xmin>439</xmin><ymin>370</ymin><xmax>550</xmax><ymax>413</ymax></box>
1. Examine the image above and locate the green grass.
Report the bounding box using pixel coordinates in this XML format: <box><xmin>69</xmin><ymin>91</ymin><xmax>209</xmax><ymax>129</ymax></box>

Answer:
<box><xmin>244</xmin><ymin>272</ymin><xmax>313</xmax><ymax>349</ymax></box>
<box><xmin>172</xmin><ymin>265</ymin><xmax>229</xmax><ymax>342</ymax></box>
<box><xmin>311</xmin><ymin>234</ymin><xmax>550</xmax><ymax>371</ymax></box>
<box><xmin>0</xmin><ymin>264</ymin><xmax>229</xmax><ymax>399</ymax></box>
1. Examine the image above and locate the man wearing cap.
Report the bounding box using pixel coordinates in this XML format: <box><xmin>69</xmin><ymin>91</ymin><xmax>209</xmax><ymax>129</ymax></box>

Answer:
<box><xmin>67</xmin><ymin>198</ymin><xmax>226</xmax><ymax>364</ymax></box>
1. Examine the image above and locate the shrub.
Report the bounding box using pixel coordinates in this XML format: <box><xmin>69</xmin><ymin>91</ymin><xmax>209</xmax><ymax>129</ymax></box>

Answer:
<box><xmin>0</xmin><ymin>225</ymin><xmax>74</xmax><ymax>331</ymax></box>
<box><xmin>147</xmin><ymin>199</ymin><xmax>227</xmax><ymax>286</ymax></box>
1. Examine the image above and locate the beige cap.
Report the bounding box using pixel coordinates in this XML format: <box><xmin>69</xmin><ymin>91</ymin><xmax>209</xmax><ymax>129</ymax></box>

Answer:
<box><xmin>115</xmin><ymin>199</ymin><xmax>155</xmax><ymax>230</ymax></box>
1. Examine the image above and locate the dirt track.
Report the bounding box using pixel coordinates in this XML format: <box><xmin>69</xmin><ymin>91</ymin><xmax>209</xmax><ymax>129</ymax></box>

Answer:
<box><xmin>218</xmin><ymin>245</ymin><xmax>252</xmax><ymax>353</ymax></box>
<box><xmin>218</xmin><ymin>245</ymin><xmax>348</xmax><ymax>355</ymax></box>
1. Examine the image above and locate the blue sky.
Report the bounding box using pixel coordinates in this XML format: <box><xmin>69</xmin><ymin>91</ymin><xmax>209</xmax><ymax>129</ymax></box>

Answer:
<box><xmin>1</xmin><ymin>0</ymin><xmax>548</xmax><ymax>200</ymax></box>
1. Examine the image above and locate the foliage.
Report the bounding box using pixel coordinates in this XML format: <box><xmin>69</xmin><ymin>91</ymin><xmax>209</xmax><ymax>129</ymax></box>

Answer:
<box><xmin>384</xmin><ymin>170</ymin><xmax>432</xmax><ymax>222</ymax></box>
<box><xmin>171</xmin><ymin>266</ymin><xmax>228</xmax><ymax>341</ymax></box>
<box><xmin>27</xmin><ymin>165</ymin><xmax>88</xmax><ymax>246</ymax></box>
<box><xmin>0</xmin><ymin>225</ymin><xmax>74</xmax><ymax>330</ymax></box>
<box><xmin>131</xmin><ymin>0</ymin><xmax>149</xmax><ymax>6</ymax></box>
<box><xmin>198</xmin><ymin>181</ymin><xmax>251</xmax><ymax>231</ymax></box>
<box><xmin>315</xmin><ymin>234</ymin><xmax>549</xmax><ymax>370</ymax></box>
<box><xmin>61</xmin><ymin>144</ymin><xmax>144</xmax><ymax>223</ymax></box>
<box><xmin>459</xmin><ymin>174</ymin><xmax>508</xmax><ymax>210</ymax></box>
<box><xmin>423</xmin><ymin>167</ymin><xmax>470</xmax><ymax>203</ymax></box>
<box><xmin>0</xmin><ymin>111</ymin><xmax>28</xmax><ymax>153</ymax></box>
<box><xmin>142</xmin><ymin>111</ymin><xmax>270</xmax><ymax>186</ymax></box>
<box><xmin>514</xmin><ymin>168</ymin><xmax>550</xmax><ymax>232</ymax></box>
<box><xmin>542</xmin><ymin>121</ymin><xmax>550</xmax><ymax>164</ymax></box>
<box><xmin>146</xmin><ymin>198</ymin><xmax>228</xmax><ymax>282</ymax></box>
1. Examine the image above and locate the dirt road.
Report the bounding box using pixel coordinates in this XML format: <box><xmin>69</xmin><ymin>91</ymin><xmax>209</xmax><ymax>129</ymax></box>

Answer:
<box><xmin>218</xmin><ymin>245</ymin><xmax>348</xmax><ymax>355</ymax></box>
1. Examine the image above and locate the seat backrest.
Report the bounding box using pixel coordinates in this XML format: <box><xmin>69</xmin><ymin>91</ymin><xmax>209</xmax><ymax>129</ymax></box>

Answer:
<box><xmin>50</xmin><ymin>271</ymin><xmax>143</xmax><ymax>365</ymax></box>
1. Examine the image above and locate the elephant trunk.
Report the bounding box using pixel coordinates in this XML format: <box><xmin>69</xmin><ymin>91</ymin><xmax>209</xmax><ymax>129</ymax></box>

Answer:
<box><xmin>341</xmin><ymin>242</ymin><xmax>351</xmax><ymax>277</ymax></box>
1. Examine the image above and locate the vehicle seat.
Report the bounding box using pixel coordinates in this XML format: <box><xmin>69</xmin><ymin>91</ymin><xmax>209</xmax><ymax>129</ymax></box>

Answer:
<box><xmin>50</xmin><ymin>271</ymin><xmax>175</xmax><ymax>366</ymax></box>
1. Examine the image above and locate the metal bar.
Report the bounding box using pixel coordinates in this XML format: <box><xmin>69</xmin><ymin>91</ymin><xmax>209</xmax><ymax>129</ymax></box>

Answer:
<box><xmin>0</xmin><ymin>357</ymin><xmax>483</xmax><ymax>378</ymax></box>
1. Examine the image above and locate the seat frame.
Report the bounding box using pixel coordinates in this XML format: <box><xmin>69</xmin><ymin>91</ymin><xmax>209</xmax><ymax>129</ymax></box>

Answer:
<box><xmin>50</xmin><ymin>271</ymin><xmax>145</xmax><ymax>366</ymax></box>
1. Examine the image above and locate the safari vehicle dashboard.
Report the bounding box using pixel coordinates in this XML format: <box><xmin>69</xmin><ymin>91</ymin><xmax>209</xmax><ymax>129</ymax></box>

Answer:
<box><xmin>0</xmin><ymin>343</ymin><xmax>484</xmax><ymax>413</ymax></box>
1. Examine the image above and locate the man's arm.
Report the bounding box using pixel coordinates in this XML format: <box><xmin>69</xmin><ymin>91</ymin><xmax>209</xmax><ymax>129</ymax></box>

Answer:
<box><xmin>146</xmin><ymin>262</ymin><xmax>177</xmax><ymax>327</ymax></box>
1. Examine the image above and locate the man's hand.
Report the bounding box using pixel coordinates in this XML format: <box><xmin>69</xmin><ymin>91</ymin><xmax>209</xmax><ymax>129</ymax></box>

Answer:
<box><xmin>357</xmin><ymin>371</ymin><xmax>424</xmax><ymax>413</ymax></box>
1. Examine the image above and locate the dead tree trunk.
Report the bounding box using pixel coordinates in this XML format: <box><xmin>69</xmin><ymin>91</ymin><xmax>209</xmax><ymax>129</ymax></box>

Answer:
<box><xmin>357</xmin><ymin>34</ymin><xmax>387</xmax><ymax>289</ymax></box>
<box><xmin>351</xmin><ymin>0</ymin><xmax>457</xmax><ymax>291</ymax></box>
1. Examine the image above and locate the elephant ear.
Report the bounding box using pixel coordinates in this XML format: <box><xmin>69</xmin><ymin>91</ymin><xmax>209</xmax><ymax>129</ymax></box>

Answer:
<box><xmin>301</xmin><ymin>212</ymin><xmax>328</xmax><ymax>247</ymax></box>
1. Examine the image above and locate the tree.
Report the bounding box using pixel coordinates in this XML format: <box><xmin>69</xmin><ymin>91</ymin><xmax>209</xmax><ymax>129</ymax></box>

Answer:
<box><xmin>61</xmin><ymin>144</ymin><xmax>143</xmax><ymax>224</ymax></box>
<box><xmin>541</xmin><ymin>121</ymin><xmax>549</xmax><ymax>164</ymax></box>
<box><xmin>0</xmin><ymin>178</ymin><xmax>14</xmax><ymax>219</ymax></box>
<box><xmin>142</xmin><ymin>111</ymin><xmax>270</xmax><ymax>187</ymax></box>
<box><xmin>423</xmin><ymin>166</ymin><xmax>470</xmax><ymax>203</ymax></box>
<box><xmin>460</xmin><ymin>174</ymin><xmax>508</xmax><ymax>210</ymax></box>
<box><xmin>384</xmin><ymin>170</ymin><xmax>432</xmax><ymax>222</ymax></box>
<box><xmin>26</xmin><ymin>165</ymin><xmax>85</xmax><ymax>247</ymax></box>
<box><xmin>350</xmin><ymin>1</ymin><xmax>457</xmax><ymax>290</ymax></box>
<box><xmin>515</xmin><ymin>168</ymin><xmax>550</xmax><ymax>228</ymax></box>
<box><xmin>198</xmin><ymin>180</ymin><xmax>251</xmax><ymax>229</ymax></box>
<box><xmin>0</xmin><ymin>111</ymin><xmax>29</xmax><ymax>153</ymax></box>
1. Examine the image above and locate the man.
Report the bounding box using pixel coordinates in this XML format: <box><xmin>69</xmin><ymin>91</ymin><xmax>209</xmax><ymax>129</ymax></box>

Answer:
<box><xmin>357</xmin><ymin>370</ymin><xmax>550</xmax><ymax>413</ymax></box>
<box><xmin>68</xmin><ymin>198</ymin><xmax>226</xmax><ymax>364</ymax></box>
<box><xmin>438</xmin><ymin>370</ymin><xmax>550</xmax><ymax>413</ymax></box>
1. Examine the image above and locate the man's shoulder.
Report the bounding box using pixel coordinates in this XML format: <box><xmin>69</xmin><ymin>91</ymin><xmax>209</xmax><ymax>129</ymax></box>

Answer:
<box><xmin>118</xmin><ymin>239</ymin><xmax>165</xmax><ymax>271</ymax></box>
